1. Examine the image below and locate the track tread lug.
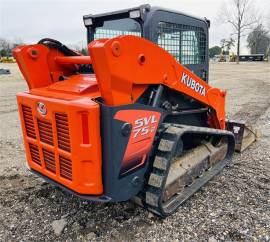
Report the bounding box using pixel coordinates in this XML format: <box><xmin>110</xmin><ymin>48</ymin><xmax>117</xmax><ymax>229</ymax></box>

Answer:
<box><xmin>164</xmin><ymin>126</ymin><xmax>181</xmax><ymax>134</ymax></box>
<box><xmin>153</xmin><ymin>156</ymin><xmax>168</xmax><ymax>170</ymax></box>
<box><xmin>158</xmin><ymin>139</ymin><xmax>174</xmax><ymax>152</ymax></box>
<box><xmin>148</xmin><ymin>173</ymin><xmax>164</xmax><ymax>188</ymax></box>
<box><xmin>145</xmin><ymin>192</ymin><xmax>159</xmax><ymax>207</ymax></box>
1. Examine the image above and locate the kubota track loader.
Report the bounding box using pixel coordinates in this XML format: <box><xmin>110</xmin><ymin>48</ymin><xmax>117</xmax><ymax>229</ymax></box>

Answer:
<box><xmin>13</xmin><ymin>5</ymin><xmax>256</xmax><ymax>217</ymax></box>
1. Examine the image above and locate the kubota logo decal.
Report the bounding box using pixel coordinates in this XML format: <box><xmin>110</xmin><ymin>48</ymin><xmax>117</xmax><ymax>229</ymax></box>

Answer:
<box><xmin>37</xmin><ymin>102</ymin><xmax>47</xmax><ymax>115</ymax></box>
<box><xmin>133</xmin><ymin>115</ymin><xmax>158</xmax><ymax>138</ymax></box>
<box><xmin>181</xmin><ymin>73</ymin><xmax>206</xmax><ymax>96</ymax></box>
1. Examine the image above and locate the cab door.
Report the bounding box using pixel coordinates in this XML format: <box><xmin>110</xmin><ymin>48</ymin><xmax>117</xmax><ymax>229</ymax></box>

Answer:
<box><xmin>144</xmin><ymin>9</ymin><xmax>209</xmax><ymax>82</ymax></box>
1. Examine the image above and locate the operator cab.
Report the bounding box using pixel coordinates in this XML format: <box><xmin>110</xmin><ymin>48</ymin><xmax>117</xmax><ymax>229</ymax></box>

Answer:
<box><xmin>83</xmin><ymin>4</ymin><xmax>210</xmax><ymax>82</ymax></box>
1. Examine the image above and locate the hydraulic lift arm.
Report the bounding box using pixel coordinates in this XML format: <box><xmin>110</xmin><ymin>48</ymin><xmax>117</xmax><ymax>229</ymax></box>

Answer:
<box><xmin>88</xmin><ymin>35</ymin><xmax>226</xmax><ymax>129</ymax></box>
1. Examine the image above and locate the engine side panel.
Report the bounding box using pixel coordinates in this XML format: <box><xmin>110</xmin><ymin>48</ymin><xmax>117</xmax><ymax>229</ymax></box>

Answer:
<box><xmin>100</xmin><ymin>103</ymin><xmax>162</xmax><ymax>202</ymax></box>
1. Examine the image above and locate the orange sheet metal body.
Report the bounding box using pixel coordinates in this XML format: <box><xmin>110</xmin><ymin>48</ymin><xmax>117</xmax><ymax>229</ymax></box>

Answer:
<box><xmin>17</xmin><ymin>92</ymin><xmax>103</xmax><ymax>195</ymax></box>
<box><xmin>13</xmin><ymin>35</ymin><xmax>226</xmax><ymax>196</ymax></box>
<box><xmin>88</xmin><ymin>35</ymin><xmax>226</xmax><ymax>129</ymax></box>
<box><xmin>13</xmin><ymin>45</ymin><xmax>103</xmax><ymax>195</ymax></box>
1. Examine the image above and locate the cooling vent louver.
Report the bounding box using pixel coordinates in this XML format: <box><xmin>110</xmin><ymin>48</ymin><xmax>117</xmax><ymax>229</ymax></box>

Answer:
<box><xmin>22</xmin><ymin>105</ymin><xmax>36</xmax><ymax>139</ymax></box>
<box><xmin>55</xmin><ymin>113</ymin><xmax>71</xmax><ymax>152</ymax></box>
<box><xmin>37</xmin><ymin>119</ymin><xmax>54</xmax><ymax>146</ymax></box>
<box><xmin>43</xmin><ymin>148</ymin><xmax>56</xmax><ymax>173</ymax></box>
<box><xmin>59</xmin><ymin>155</ymin><xmax>72</xmax><ymax>180</ymax></box>
<box><xmin>29</xmin><ymin>143</ymin><xmax>41</xmax><ymax>165</ymax></box>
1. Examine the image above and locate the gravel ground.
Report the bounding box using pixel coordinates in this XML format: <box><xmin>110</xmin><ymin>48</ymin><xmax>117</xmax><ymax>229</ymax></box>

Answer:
<box><xmin>0</xmin><ymin>62</ymin><xmax>269</xmax><ymax>241</ymax></box>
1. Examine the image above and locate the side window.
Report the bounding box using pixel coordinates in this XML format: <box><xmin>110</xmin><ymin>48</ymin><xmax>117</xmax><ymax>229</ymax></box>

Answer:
<box><xmin>157</xmin><ymin>22</ymin><xmax>206</xmax><ymax>65</ymax></box>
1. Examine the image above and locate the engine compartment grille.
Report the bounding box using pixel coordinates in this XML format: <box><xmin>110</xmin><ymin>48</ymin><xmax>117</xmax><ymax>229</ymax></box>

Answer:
<box><xmin>59</xmin><ymin>155</ymin><xmax>72</xmax><ymax>181</ymax></box>
<box><xmin>29</xmin><ymin>143</ymin><xmax>41</xmax><ymax>165</ymax></box>
<box><xmin>43</xmin><ymin>148</ymin><xmax>56</xmax><ymax>173</ymax></box>
<box><xmin>21</xmin><ymin>105</ymin><xmax>72</xmax><ymax>181</ymax></box>
<box><xmin>55</xmin><ymin>113</ymin><xmax>71</xmax><ymax>152</ymax></box>
<box><xmin>38</xmin><ymin>119</ymin><xmax>53</xmax><ymax>145</ymax></box>
<box><xmin>22</xmin><ymin>105</ymin><xmax>36</xmax><ymax>139</ymax></box>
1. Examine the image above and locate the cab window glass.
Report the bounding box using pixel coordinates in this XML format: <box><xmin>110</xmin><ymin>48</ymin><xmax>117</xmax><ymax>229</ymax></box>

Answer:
<box><xmin>94</xmin><ymin>18</ymin><xmax>141</xmax><ymax>39</ymax></box>
<box><xmin>157</xmin><ymin>22</ymin><xmax>206</xmax><ymax>65</ymax></box>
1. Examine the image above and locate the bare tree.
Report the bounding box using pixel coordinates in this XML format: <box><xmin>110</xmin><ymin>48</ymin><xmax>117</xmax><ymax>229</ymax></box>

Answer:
<box><xmin>225</xmin><ymin>37</ymin><xmax>235</xmax><ymax>53</ymax></box>
<box><xmin>220</xmin><ymin>38</ymin><xmax>235</xmax><ymax>55</ymax></box>
<box><xmin>219</xmin><ymin>0</ymin><xmax>258</xmax><ymax>63</ymax></box>
<box><xmin>247</xmin><ymin>24</ymin><xmax>270</xmax><ymax>57</ymax></box>
<box><xmin>220</xmin><ymin>38</ymin><xmax>226</xmax><ymax>54</ymax></box>
<box><xmin>0</xmin><ymin>38</ymin><xmax>11</xmax><ymax>57</ymax></box>
<box><xmin>0</xmin><ymin>38</ymin><xmax>11</xmax><ymax>50</ymax></box>
<box><xmin>266</xmin><ymin>10</ymin><xmax>270</xmax><ymax>31</ymax></box>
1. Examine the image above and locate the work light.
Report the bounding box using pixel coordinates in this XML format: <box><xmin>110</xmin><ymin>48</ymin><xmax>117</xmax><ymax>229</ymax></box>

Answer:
<box><xmin>84</xmin><ymin>18</ymin><xmax>93</xmax><ymax>26</ymax></box>
<box><xmin>129</xmin><ymin>10</ymin><xmax>140</xmax><ymax>19</ymax></box>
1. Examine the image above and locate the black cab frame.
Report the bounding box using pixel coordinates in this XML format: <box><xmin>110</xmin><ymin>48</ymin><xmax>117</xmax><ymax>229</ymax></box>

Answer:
<box><xmin>83</xmin><ymin>4</ymin><xmax>210</xmax><ymax>81</ymax></box>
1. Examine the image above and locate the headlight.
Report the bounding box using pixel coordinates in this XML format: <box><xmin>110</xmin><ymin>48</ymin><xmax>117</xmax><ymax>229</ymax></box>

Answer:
<box><xmin>129</xmin><ymin>10</ymin><xmax>140</xmax><ymax>19</ymax></box>
<box><xmin>84</xmin><ymin>18</ymin><xmax>93</xmax><ymax>26</ymax></box>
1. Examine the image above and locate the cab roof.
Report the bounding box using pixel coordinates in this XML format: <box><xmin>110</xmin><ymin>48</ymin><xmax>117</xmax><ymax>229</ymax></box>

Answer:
<box><xmin>83</xmin><ymin>4</ymin><xmax>210</xmax><ymax>28</ymax></box>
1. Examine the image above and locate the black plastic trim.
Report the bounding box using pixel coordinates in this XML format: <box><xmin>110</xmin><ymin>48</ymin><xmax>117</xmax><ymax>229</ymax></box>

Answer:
<box><xmin>100</xmin><ymin>102</ymin><xmax>164</xmax><ymax>202</ymax></box>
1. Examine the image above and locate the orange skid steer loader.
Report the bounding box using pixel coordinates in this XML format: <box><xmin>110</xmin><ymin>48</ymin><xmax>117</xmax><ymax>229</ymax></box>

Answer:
<box><xmin>13</xmin><ymin>5</ymin><xmax>256</xmax><ymax>217</ymax></box>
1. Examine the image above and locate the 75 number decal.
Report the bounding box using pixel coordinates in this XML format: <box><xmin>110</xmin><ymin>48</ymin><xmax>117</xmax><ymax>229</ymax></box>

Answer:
<box><xmin>133</xmin><ymin>115</ymin><xmax>158</xmax><ymax>138</ymax></box>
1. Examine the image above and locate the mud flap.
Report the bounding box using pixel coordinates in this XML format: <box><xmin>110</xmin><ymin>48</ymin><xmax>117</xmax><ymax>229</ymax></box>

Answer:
<box><xmin>226</xmin><ymin>120</ymin><xmax>257</xmax><ymax>152</ymax></box>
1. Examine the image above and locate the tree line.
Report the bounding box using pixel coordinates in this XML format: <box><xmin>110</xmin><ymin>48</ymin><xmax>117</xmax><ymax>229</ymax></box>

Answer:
<box><xmin>210</xmin><ymin>23</ymin><xmax>270</xmax><ymax>59</ymax></box>
<box><xmin>210</xmin><ymin>0</ymin><xmax>270</xmax><ymax>62</ymax></box>
<box><xmin>0</xmin><ymin>38</ymin><xmax>89</xmax><ymax>58</ymax></box>
<box><xmin>0</xmin><ymin>38</ymin><xmax>24</xmax><ymax>57</ymax></box>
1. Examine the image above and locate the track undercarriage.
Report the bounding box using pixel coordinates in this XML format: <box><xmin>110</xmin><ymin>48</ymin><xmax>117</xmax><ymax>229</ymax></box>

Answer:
<box><xmin>133</xmin><ymin>123</ymin><xmax>235</xmax><ymax>217</ymax></box>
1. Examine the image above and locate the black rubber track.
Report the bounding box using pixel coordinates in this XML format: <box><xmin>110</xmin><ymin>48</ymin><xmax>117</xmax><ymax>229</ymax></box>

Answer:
<box><xmin>132</xmin><ymin>124</ymin><xmax>235</xmax><ymax>218</ymax></box>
